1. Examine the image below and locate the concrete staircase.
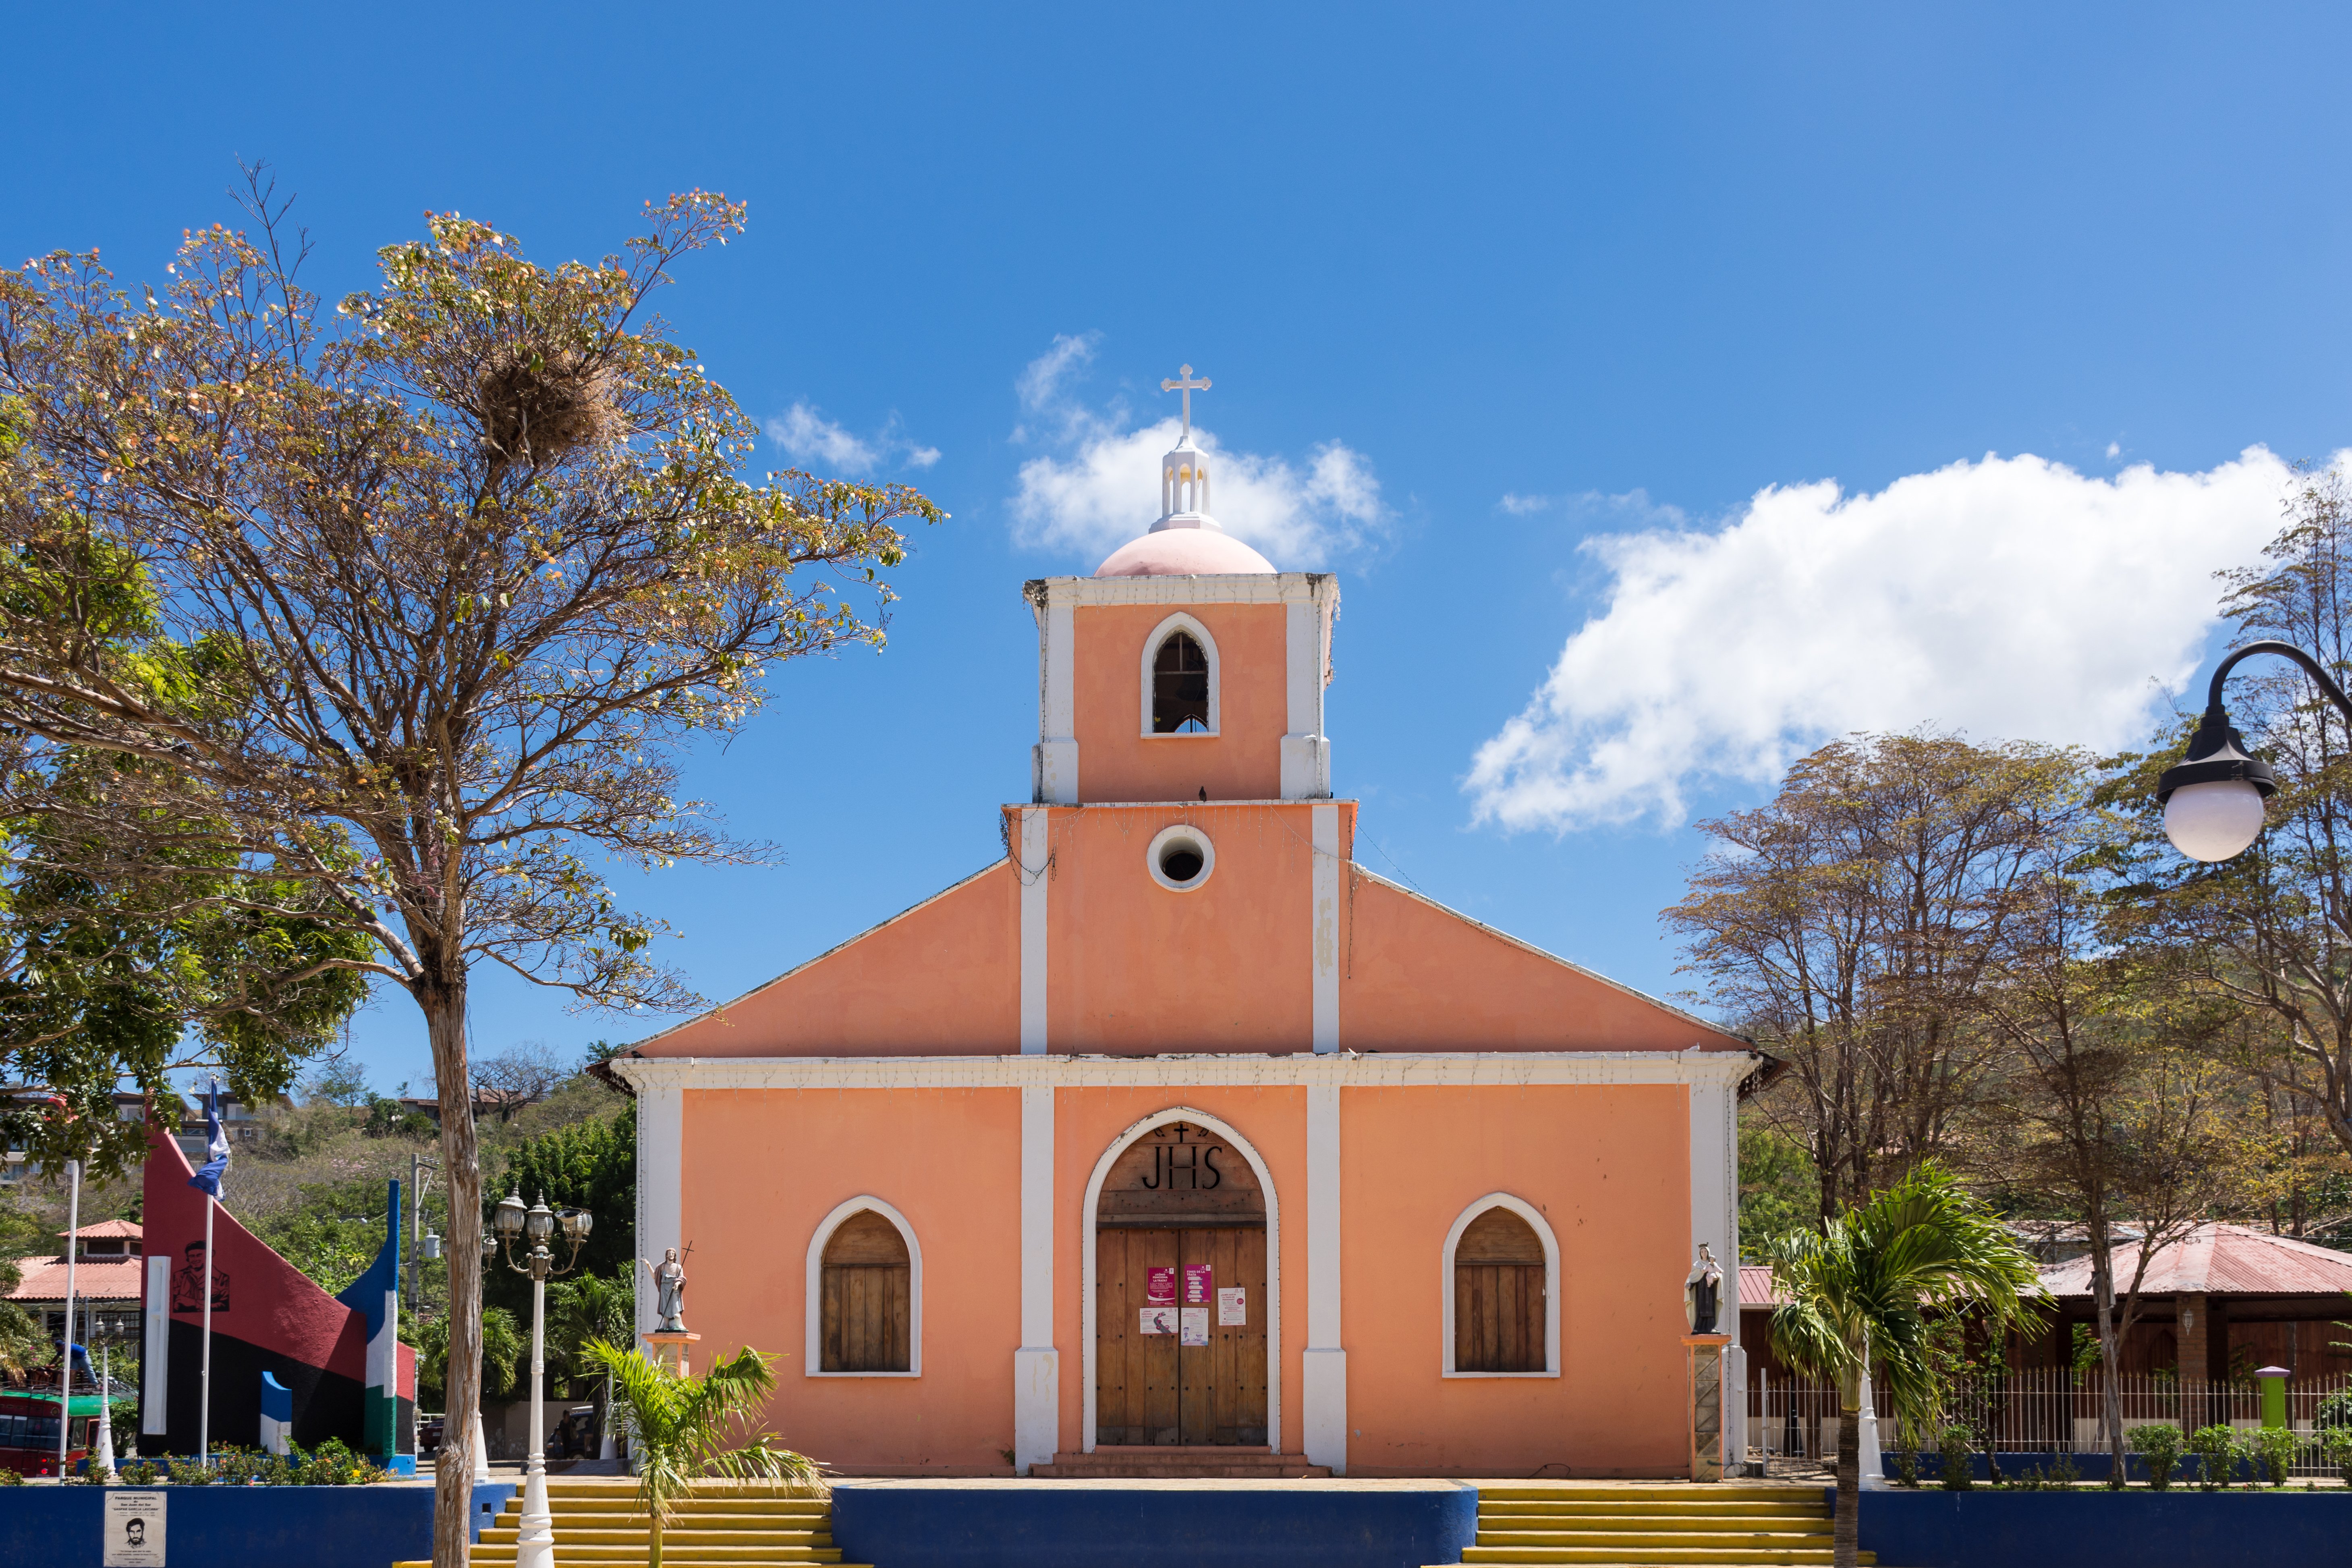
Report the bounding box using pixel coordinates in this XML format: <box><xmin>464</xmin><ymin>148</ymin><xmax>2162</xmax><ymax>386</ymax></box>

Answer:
<box><xmin>1031</xmin><ymin>1445</ymin><xmax>1333</xmax><ymax>1479</ymax></box>
<box><xmin>396</xmin><ymin>1477</ymin><xmax>865</xmax><ymax>1568</ymax></box>
<box><xmin>1454</xmin><ymin>1483</ymin><xmax>1871</xmax><ymax>1567</ymax></box>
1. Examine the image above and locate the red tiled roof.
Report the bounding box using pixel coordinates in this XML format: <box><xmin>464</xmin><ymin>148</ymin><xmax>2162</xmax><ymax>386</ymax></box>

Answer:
<box><xmin>2040</xmin><ymin>1223</ymin><xmax>2352</xmax><ymax>1298</ymax></box>
<box><xmin>1740</xmin><ymin>1263</ymin><xmax>1787</xmax><ymax>1308</ymax></box>
<box><xmin>6</xmin><ymin>1255</ymin><xmax>142</xmax><ymax>1304</ymax></box>
<box><xmin>58</xmin><ymin>1220</ymin><xmax>140</xmax><ymax>1241</ymax></box>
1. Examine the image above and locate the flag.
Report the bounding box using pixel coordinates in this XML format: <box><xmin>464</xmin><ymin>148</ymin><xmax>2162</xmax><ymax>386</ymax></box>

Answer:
<box><xmin>188</xmin><ymin>1079</ymin><xmax>230</xmax><ymax>1198</ymax></box>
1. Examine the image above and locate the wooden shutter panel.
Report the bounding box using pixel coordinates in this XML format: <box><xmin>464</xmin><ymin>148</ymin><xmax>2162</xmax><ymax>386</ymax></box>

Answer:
<box><xmin>821</xmin><ymin>1210</ymin><xmax>912</xmax><ymax>1372</ymax></box>
<box><xmin>1454</xmin><ymin>1207</ymin><xmax>1547</xmax><ymax>1373</ymax></box>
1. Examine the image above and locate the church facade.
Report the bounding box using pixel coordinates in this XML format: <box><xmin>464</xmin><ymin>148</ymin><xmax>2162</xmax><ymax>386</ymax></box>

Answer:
<box><xmin>610</xmin><ymin>398</ymin><xmax>1751</xmax><ymax>1477</ymax></box>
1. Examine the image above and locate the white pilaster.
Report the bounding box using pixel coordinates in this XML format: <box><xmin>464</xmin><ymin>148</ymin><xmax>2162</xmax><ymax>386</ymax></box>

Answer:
<box><xmin>1303</xmin><ymin>1083</ymin><xmax>1346</xmax><ymax>1473</ymax></box>
<box><xmin>1311</xmin><ymin>804</ymin><xmax>1340</xmax><ymax>1054</ymax></box>
<box><xmin>1014</xmin><ymin>1083</ymin><xmax>1059</xmax><ymax>1472</ymax></box>
<box><xmin>1020</xmin><ymin>807</ymin><xmax>1050</xmax><ymax>1054</ymax></box>
<box><xmin>141</xmin><ymin>1255</ymin><xmax>170</xmax><ymax>1435</ymax></box>
<box><xmin>1280</xmin><ymin>595</ymin><xmax>1332</xmax><ymax>799</ymax></box>
<box><xmin>637</xmin><ymin>1078</ymin><xmax>684</xmax><ymax>1339</ymax></box>
<box><xmin>1034</xmin><ymin>588</ymin><xmax>1078</xmax><ymax>804</ymax></box>
<box><xmin>1688</xmin><ymin>1058</ymin><xmax>1736</xmax><ymax>1316</ymax></box>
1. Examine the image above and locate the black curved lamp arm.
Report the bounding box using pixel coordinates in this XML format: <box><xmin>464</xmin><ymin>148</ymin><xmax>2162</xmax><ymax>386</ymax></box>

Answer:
<box><xmin>2162</xmin><ymin>640</ymin><xmax>2352</xmax><ymax>804</ymax></box>
<box><xmin>2203</xmin><ymin>640</ymin><xmax>2352</xmax><ymax>727</ymax></box>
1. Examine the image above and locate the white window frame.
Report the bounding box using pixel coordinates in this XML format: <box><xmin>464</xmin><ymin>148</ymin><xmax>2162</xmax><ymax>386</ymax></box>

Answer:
<box><xmin>1139</xmin><ymin>613</ymin><xmax>1220</xmax><ymax>738</ymax></box>
<box><xmin>1145</xmin><ymin>824</ymin><xmax>1216</xmax><ymax>893</ymax></box>
<box><xmin>804</xmin><ymin>1195</ymin><xmax>923</xmax><ymax>1378</ymax></box>
<box><xmin>1439</xmin><ymin>1191</ymin><xmax>1561</xmax><ymax>1378</ymax></box>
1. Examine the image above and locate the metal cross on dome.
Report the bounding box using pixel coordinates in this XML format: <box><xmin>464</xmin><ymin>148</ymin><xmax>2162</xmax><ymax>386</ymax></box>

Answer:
<box><xmin>1161</xmin><ymin>363</ymin><xmax>1211</xmax><ymax>444</ymax></box>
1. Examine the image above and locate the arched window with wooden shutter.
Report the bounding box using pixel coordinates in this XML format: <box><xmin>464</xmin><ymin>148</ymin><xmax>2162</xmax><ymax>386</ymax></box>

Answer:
<box><xmin>806</xmin><ymin>1198</ymin><xmax>922</xmax><ymax>1377</ymax></box>
<box><xmin>1442</xmin><ymin>1195</ymin><xmax>1561</xmax><ymax>1376</ymax></box>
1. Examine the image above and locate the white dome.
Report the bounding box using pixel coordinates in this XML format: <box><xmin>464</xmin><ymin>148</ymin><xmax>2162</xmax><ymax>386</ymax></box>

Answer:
<box><xmin>1095</xmin><ymin>528</ymin><xmax>1276</xmax><ymax>577</ymax></box>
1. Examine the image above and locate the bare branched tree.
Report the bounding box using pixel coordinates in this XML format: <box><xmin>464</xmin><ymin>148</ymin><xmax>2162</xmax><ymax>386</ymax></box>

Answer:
<box><xmin>1668</xmin><ymin>732</ymin><xmax>2077</xmax><ymax>1220</ymax></box>
<box><xmin>0</xmin><ymin>170</ymin><xmax>940</xmax><ymax>1559</ymax></box>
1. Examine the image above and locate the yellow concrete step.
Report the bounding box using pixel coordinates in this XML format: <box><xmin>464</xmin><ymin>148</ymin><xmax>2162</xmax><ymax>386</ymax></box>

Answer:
<box><xmin>1481</xmin><ymin>1502</ymin><xmax>1827</xmax><ymax>1518</ymax></box>
<box><xmin>473</xmin><ymin>1542</ymin><xmax>832</xmax><ymax>1551</ymax></box>
<box><xmin>471</xmin><ymin>1553</ymin><xmax>845</xmax><ymax>1566</ymax></box>
<box><xmin>1486</xmin><ymin>1495</ymin><xmax>1815</xmax><ymax>1504</ymax></box>
<box><xmin>1459</xmin><ymin>1551</ymin><xmax>1870</xmax><ymax>1568</ymax></box>
<box><xmin>1480</xmin><ymin>1531</ymin><xmax>1838</xmax><ymax>1546</ymax></box>
<box><xmin>1467</xmin><ymin>1533</ymin><xmax>1834</xmax><ymax>1542</ymax></box>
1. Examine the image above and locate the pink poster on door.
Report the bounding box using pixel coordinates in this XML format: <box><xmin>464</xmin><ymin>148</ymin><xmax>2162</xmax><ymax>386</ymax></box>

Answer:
<box><xmin>1146</xmin><ymin>1266</ymin><xmax>1177</xmax><ymax>1305</ymax></box>
<box><xmin>1184</xmin><ymin>1263</ymin><xmax>1213</xmax><ymax>1305</ymax></box>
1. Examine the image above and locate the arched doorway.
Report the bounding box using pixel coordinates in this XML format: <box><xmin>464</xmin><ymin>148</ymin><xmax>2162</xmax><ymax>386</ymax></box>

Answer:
<box><xmin>1087</xmin><ymin>1116</ymin><xmax>1272</xmax><ymax>1447</ymax></box>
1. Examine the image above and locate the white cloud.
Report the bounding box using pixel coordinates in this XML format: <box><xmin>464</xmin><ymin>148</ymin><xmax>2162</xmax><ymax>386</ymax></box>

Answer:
<box><xmin>1006</xmin><ymin>338</ymin><xmax>1386</xmax><ymax>568</ymax></box>
<box><xmin>1499</xmin><ymin>493</ymin><xmax>1551</xmax><ymax>515</ymax></box>
<box><xmin>765</xmin><ymin>402</ymin><xmax>938</xmax><ymax>475</ymax></box>
<box><xmin>1466</xmin><ymin>447</ymin><xmax>2306</xmax><ymax>832</ymax></box>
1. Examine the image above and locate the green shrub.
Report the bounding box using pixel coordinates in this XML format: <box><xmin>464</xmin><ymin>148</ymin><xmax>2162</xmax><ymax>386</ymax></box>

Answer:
<box><xmin>2190</xmin><ymin>1425</ymin><xmax>2244</xmax><ymax>1490</ymax></box>
<box><xmin>164</xmin><ymin>1453</ymin><xmax>216</xmax><ymax>1485</ymax></box>
<box><xmin>2128</xmin><ymin>1424</ymin><xmax>2184</xmax><ymax>1491</ymax></box>
<box><xmin>1939</xmin><ymin>1425</ymin><xmax>1975</xmax><ymax>1491</ymax></box>
<box><xmin>0</xmin><ymin>1467</ymin><xmax>21</xmax><ymax>1487</ymax></box>
<box><xmin>2250</xmin><ymin>1426</ymin><xmax>2302</xmax><ymax>1488</ymax></box>
<box><xmin>118</xmin><ymin>1460</ymin><xmax>158</xmax><ymax>1485</ymax></box>
<box><xmin>2320</xmin><ymin>1427</ymin><xmax>2352</xmax><ymax>1488</ymax></box>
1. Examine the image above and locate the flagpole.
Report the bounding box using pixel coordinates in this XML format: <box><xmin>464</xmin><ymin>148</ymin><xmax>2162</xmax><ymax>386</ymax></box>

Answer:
<box><xmin>57</xmin><ymin>1155</ymin><xmax>79</xmax><ymax>1479</ymax></box>
<box><xmin>198</xmin><ymin>1191</ymin><xmax>214</xmax><ymax>1464</ymax></box>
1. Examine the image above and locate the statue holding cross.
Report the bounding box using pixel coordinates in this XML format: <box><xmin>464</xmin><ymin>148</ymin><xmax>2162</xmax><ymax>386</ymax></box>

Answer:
<box><xmin>1161</xmin><ymin>364</ymin><xmax>1210</xmax><ymax>444</ymax></box>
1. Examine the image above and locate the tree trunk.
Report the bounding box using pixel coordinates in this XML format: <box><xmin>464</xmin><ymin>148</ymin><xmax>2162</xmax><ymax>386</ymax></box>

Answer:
<box><xmin>427</xmin><ymin>981</ymin><xmax>483</xmax><ymax>1568</ymax></box>
<box><xmin>2091</xmin><ymin>1233</ymin><xmax>2125</xmax><ymax>1483</ymax></box>
<box><xmin>1834</xmin><ymin>1392</ymin><xmax>1860</xmax><ymax>1568</ymax></box>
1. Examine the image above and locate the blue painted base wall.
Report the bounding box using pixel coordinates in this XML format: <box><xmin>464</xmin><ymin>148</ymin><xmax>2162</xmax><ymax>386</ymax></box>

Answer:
<box><xmin>0</xmin><ymin>1480</ymin><xmax>516</xmax><ymax>1568</ymax></box>
<box><xmin>830</xmin><ymin>1483</ymin><xmax>1482</xmax><ymax>1568</ymax></box>
<box><xmin>1837</xmin><ymin>1486</ymin><xmax>2352</xmax><ymax>1568</ymax></box>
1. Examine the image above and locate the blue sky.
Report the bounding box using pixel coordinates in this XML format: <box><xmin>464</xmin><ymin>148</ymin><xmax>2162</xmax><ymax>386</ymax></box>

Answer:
<box><xmin>6</xmin><ymin>5</ymin><xmax>2349</xmax><ymax>1094</ymax></box>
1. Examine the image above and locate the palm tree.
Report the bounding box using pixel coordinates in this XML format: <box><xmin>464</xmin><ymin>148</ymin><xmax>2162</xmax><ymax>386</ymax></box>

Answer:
<box><xmin>547</xmin><ymin>1268</ymin><xmax>634</xmax><ymax>1454</ymax></box>
<box><xmin>1767</xmin><ymin>1163</ymin><xmax>2046</xmax><ymax>1568</ymax></box>
<box><xmin>579</xmin><ymin>1341</ymin><xmax>821</xmax><ymax>1568</ymax></box>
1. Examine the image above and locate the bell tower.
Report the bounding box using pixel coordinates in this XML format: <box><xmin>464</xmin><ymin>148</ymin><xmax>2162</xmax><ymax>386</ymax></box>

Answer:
<box><xmin>1025</xmin><ymin>365</ymin><xmax>1337</xmax><ymax>807</ymax></box>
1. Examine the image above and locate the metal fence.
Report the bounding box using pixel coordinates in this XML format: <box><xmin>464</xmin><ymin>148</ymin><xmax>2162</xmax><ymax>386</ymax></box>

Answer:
<box><xmin>1747</xmin><ymin>1370</ymin><xmax>2352</xmax><ymax>1476</ymax></box>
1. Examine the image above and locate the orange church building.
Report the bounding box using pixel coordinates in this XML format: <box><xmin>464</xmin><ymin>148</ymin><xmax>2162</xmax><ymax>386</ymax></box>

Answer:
<box><xmin>609</xmin><ymin>405</ymin><xmax>1754</xmax><ymax>1478</ymax></box>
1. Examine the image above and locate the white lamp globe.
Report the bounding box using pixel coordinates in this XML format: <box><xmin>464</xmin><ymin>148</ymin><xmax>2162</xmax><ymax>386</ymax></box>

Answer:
<box><xmin>2163</xmin><ymin>780</ymin><xmax>2267</xmax><ymax>863</ymax></box>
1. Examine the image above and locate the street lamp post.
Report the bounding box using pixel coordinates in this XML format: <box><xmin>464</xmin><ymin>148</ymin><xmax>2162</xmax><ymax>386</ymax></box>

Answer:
<box><xmin>2158</xmin><ymin>639</ymin><xmax>2352</xmax><ymax>862</ymax></box>
<box><xmin>490</xmin><ymin>1188</ymin><xmax>593</xmax><ymax>1568</ymax></box>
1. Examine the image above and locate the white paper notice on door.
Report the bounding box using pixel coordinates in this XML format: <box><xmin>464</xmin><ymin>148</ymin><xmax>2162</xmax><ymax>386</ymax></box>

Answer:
<box><xmin>1141</xmin><ymin>1304</ymin><xmax>1178</xmax><ymax>1336</ymax></box>
<box><xmin>104</xmin><ymin>1490</ymin><xmax>166</xmax><ymax>1567</ymax></box>
<box><xmin>1217</xmin><ymin>1287</ymin><xmax>1247</xmax><ymax>1326</ymax></box>
<box><xmin>1180</xmin><ymin>1307</ymin><xmax>1210</xmax><ymax>1346</ymax></box>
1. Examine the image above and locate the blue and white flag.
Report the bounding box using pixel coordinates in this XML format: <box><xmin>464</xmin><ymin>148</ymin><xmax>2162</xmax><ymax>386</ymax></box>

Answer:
<box><xmin>188</xmin><ymin>1079</ymin><xmax>230</xmax><ymax>1198</ymax></box>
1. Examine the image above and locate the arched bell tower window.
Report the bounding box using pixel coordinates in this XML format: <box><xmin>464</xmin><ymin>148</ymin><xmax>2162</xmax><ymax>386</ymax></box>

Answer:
<box><xmin>1142</xmin><ymin>614</ymin><xmax>1220</xmax><ymax>737</ymax></box>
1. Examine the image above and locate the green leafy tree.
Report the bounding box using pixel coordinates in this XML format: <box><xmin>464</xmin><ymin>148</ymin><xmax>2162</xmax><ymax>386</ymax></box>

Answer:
<box><xmin>412</xmin><ymin>1305</ymin><xmax>524</xmax><ymax>1409</ymax></box>
<box><xmin>580</xmin><ymin>1341</ymin><xmax>818</xmax><ymax>1568</ymax></box>
<box><xmin>548</xmin><ymin>1264</ymin><xmax>635</xmax><ymax>1441</ymax></box>
<box><xmin>488</xmin><ymin>1107</ymin><xmax>634</xmax><ymax>1333</ymax></box>
<box><xmin>1768</xmin><ymin>1164</ymin><xmax>2046</xmax><ymax>1568</ymax></box>
<box><xmin>1738</xmin><ymin>1121</ymin><xmax>1817</xmax><ymax>1257</ymax></box>
<box><xmin>0</xmin><ymin>171</ymin><xmax>938</xmax><ymax>1564</ymax></box>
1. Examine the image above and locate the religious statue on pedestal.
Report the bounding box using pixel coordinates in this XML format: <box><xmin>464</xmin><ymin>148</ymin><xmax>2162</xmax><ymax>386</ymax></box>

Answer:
<box><xmin>1684</xmin><ymin>1244</ymin><xmax>1724</xmax><ymax>1336</ymax></box>
<box><xmin>642</xmin><ymin>1245</ymin><xmax>690</xmax><ymax>1334</ymax></box>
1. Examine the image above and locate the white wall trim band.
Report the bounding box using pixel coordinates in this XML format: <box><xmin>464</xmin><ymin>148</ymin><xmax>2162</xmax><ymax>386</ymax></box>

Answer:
<box><xmin>612</xmin><ymin>1049</ymin><xmax>1757</xmax><ymax>1095</ymax></box>
<box><xmin>1015</xmin><ymin>1083</ymin><xmax>1058</xmax><ymax>1471</ymax></box>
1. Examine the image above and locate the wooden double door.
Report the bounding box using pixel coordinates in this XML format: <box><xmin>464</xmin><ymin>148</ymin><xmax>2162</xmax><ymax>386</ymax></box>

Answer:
<box><xmin>1095</xmin><ymin>1224</ymin><xmax>1269</xmax><ymax>1445</ymax></box>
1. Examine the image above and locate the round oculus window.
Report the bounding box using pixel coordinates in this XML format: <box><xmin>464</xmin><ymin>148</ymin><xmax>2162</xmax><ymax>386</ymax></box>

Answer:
<box><xmin>1147</xmin><ymin>825</ymin><xmax>1215</xmax><ymax>892</ymax></box>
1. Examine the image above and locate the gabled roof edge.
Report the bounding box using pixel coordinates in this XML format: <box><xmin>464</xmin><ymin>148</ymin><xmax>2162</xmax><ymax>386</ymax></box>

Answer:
<box><xmin>623</xmin><ymin>860</ymin><xmax>1012</xmax><ymax>1059</ymax></box>
<box><xmin>1348</xmin><ymin>865</ymin><xmax>1746</xmax><ymax>1048</ymax></box>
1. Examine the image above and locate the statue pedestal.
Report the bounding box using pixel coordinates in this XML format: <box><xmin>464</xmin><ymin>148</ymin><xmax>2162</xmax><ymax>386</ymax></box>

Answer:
<box><xmin>643</xmin><ymin>1331</ymin><xmax>701</xmax><ymax>1377</ymax></box>
<box><xmin>1682</xmin><ymin>1334</ymin><xmax>1732</xmax><ymax>1482</ymax></box>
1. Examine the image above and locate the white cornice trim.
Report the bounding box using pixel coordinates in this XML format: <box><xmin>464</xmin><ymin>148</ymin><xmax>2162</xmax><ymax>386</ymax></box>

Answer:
<box><xmin>610</xmin><ymin>1049</ymin><xmax>1758</xmax><ymax>1093</ymax></box>
<box><xmin>1026</xmin><ymin>573</ymin><xmax>1335</xmax><ymax>609</ymax></box>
